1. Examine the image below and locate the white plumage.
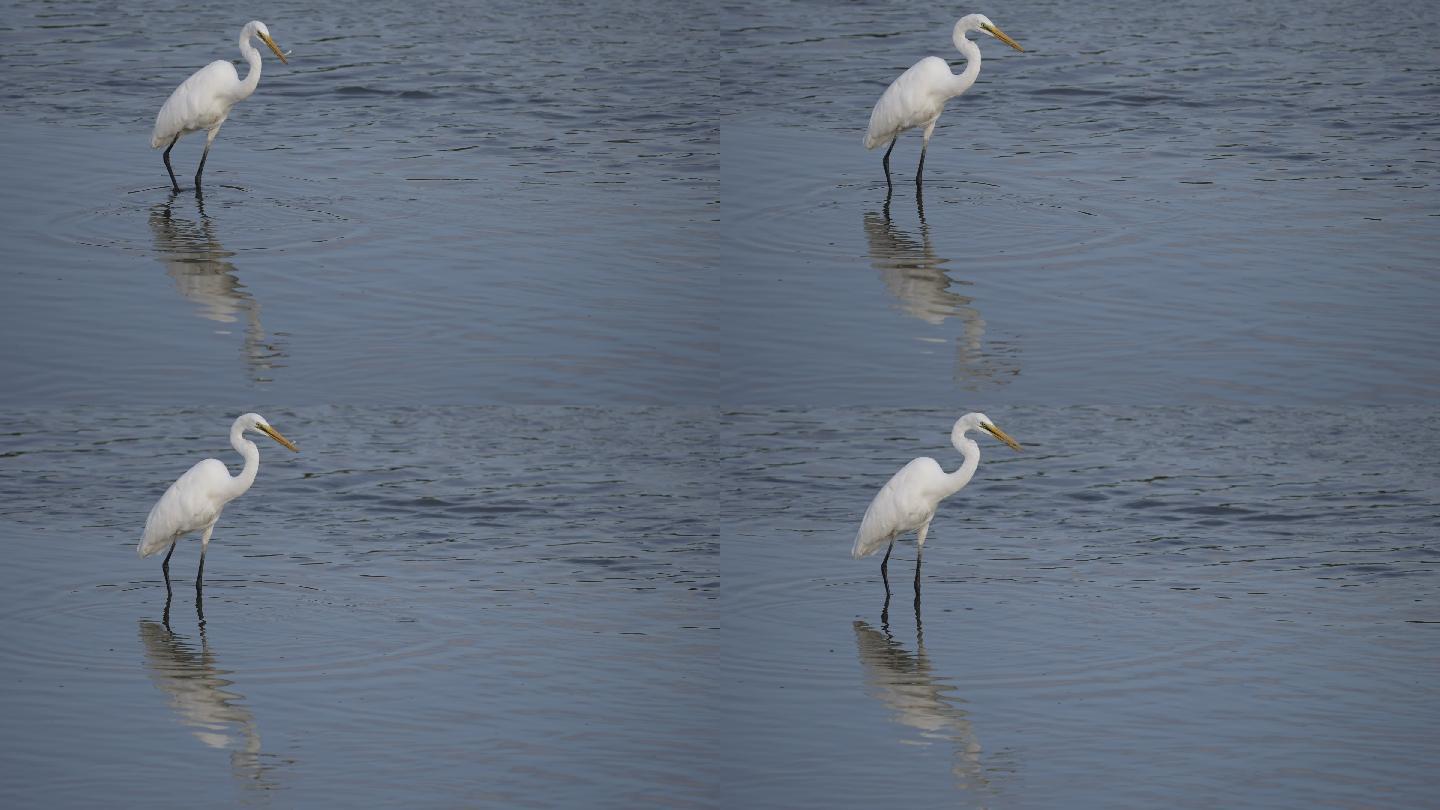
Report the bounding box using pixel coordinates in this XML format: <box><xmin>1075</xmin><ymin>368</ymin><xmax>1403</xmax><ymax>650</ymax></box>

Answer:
<box><xmin>151</xmin><ymin>61</ymin><xmax>243</xmax><ymax>150</ymax></box>
<box><xmin>140</xmin><ymin>413</ymin><xmax>298</xmax><ymax>585</ymax></box>
<box><xmin>151</xmin><ymin>20</ymin><xmax>288</xmax><ymax>191</ymax></box>
<box><xmin>852</xmin><ymin>456</ymin><xmax>953</xmax><ymax>559</ymax></box>
<box><xmin>852</xmin><ymin>413</ymin><xmax>1021</xmax><ymax>590</ymax></box>
<box><xmin>140</xmin><ymin>457</ymin><xmax>234</xmax><ymax>558</ymax></box>
<box><xmin>863</xmin><ymin>14</ymin><xmax>1023</xmax><ymax>186</ymax></box>
<box><xmin>863</xmin><ymin>56</ymin><xmax>958</xmax><ymax>152</ymax></box>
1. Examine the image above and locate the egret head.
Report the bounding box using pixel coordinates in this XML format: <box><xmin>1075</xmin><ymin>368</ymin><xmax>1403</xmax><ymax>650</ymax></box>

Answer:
<box><xmin>238</xmin><ymin>412</ymin><xmax>299</xmax><ymax>452</ymax></box>
<box><xmin>961</xmin><ymin>14</ymin><xmax>1024</xmax><ymax>52</ymax></box>
<box><xmin>955</xmin><ymin>412</ymin><xmax>1022</xmax><ymax>452</ymax></box>
<box><xmin>244</xmin><ymin>20</ymin><xmax>288</xmax><ymax>64</ymax></box>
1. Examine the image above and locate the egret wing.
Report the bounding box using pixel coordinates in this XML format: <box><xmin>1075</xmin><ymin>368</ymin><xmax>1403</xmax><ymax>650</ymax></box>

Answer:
<box><xmin>139</xmin><ymin>458</ymin><xmax>231</xmax><ymax>556</ymax></box>
<box><xmin>852</xmin><ymin>457</ymin><xmax>945</xmax><ymax>558</ymax></box>
<box><xmin>151</xmin><ymin>60</ymin><xmax>241</xmax><ymax>147</ymax></box>
<box><xmin>864</xmin><ymin>57</ymin><xmax>953</xmax><ymax>149</ymax></box>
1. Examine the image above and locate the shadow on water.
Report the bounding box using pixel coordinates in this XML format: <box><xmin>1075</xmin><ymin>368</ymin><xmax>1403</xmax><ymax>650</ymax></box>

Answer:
<box><xmin>148</xmin><ymin>192</ymin><xmax>286</xmax><ymax>383</ymax></box>
<box><xmin>864</xmin><ymin>190</ymin><xmax>1018</xmax><ymax>390</ymax></box>
<box><xmin>141</xmin><ymin>591</ymin><xmax>283</xmax><ymax>795</ymax></box>
<box><xmin>855</xmin><ymin>589</ymin><xmax>994</xmax><ymax>798</ymax></box>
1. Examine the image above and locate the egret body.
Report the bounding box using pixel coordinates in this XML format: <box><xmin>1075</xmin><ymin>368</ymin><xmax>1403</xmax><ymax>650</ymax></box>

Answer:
<box><xmin>852</xmin><ymin>412</ymin><xmax>1021</xmax><ymax>592</ymax></box>
<box><xmin>139</xmin><ymin>413</ymin><xmax>298</xmax><ymax>586</ymax></box>
<box><xmin>864</xmin><ymin>14</ymin><xmax>1022</xmax><ymax>187</ymax></box>
<box><xmin>151</xmin><ymin>20</ymin><xmax>288</xmax><ymax>192</ymax></box>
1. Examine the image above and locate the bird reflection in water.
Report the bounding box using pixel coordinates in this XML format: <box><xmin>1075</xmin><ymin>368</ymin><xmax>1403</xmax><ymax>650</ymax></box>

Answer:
<box><xmin>854</xmin><ymin>591</ymin><xmax>992</xmax><ymax>796</ymax></box>
<box><xmin>141</xmin><ymin>591</ymin><xmax>283</xmax><ymax>793</ymax></box>
<box><xmin>148</xmin><ymin>192</ymin><xmax>286</xmax><ymax>383</ymax></box>
<box><xmin>863</xmin><ymin>193</ymin><xmax>1019</xmax><ymax>389</ymax></box>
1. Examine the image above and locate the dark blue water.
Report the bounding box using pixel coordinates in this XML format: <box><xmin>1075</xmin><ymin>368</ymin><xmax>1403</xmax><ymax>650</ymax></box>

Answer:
<box><xmin>0</xmin><ymin>0</ymin><xmax>718</xmax><ymax>405</ymax></box>
<box><xmin>713</xmin><ymin>0</ymin><xmax>1440</xmax><ymax>806</ymax></box>
<box><xmin>719</xmin><ymin>0</ymin><xmax>1440</xmax><ymax>405</ymax></box>
<box><xmin>721</xmin><ymin>405</ymin><xmax>1440</xmax><ymax>808</ymax></box>
<box><xmin>0</xmin><ymin>0</ymin><xmax>722</xmax><ymax>805</ymax></box>
<box><xmin>0</xmin><ymin>406</ymin><xmax>718</xmax><ymax>807</ymax></box>
<box><xmin>3</xmin><ymin>0</ymin><xmax>1438</xmax><ymax>806</ymax></box>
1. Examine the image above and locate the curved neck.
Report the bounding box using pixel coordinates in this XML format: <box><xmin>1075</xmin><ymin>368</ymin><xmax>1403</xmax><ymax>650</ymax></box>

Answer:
<box><xmin>948</xmin><ymin>29</ymin><xmax>982</xmax><ymax>97</ymax></box>
<box><xmin>942</xmin><ymin>436</ymin><xmax>981</xmax><ymax>498</ymax></box>
<box><xmin>226</xmin><ymin>422</ymin><xmax>261</xmax><ymax>500</ymax></box>
<box><xmin>237</xmin><ymin>33</ymin><xmax>263</xmax><ymax>99</ymax></box>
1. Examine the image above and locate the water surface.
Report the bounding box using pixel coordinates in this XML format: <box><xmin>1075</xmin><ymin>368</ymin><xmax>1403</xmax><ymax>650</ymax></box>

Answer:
<box><xmin>4</xmin><ymin>0</ymin><xmax>1439</xmax><ymax>806</ymax></box>
<box><xmin>0</xmin><ymin>406</ymin><xmax>718</xmax><ymax>807</ymax></box>
<box><xmin>719</xmin><ymin>0</ymin><xmax>1440</xmax><ymax>404</ymax></box>
<box><xmin>721</xmin><ymin>405</ymin><xmax>1440</xmax><ymax>807</ymax></box>
<box><xmin>0</xmin><ymin>0</ymin><xmax>718</xmax><ymax>405</ymax></box>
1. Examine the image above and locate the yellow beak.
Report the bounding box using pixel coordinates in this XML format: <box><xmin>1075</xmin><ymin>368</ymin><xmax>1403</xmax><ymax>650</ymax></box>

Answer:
<box><xmin>257</xmin><ymin>31</ymin><xmax>289</xmax><ymax>64</ymax></box>
<box><xmin>981</xmin><ymin>23</ymin><xmax>1024</xmax><ymax>53</ymax></box>
<box><xmin>981</xmin><ymin>422</ymin><xmax>1023</xmax><ymax>452</ymax></box>
<box><xmin>257</xmin><ymin>423</ymin><xmax>299</xmax><ymax>452</ymax></box>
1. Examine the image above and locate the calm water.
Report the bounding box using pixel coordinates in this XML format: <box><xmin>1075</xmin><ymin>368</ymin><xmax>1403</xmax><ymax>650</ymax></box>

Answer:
<box><xmin>720</xmin><ymin>0</ymin><xmax>1440</xmax><ymax>405</ymax></box>
<box><xmin>715</xmin><ymin>4</ymin><xmax>1440</xmax><ymax>795</ymax></box>
<box><xmin>0</xmin><ymin>0</ymin><xmax>717</xmax><ymax>404</ymax></box>
<box><xmin>722</xmin><ymin>406</ymin><xmax>1440</xmax><ymax>807</ymax></box>
<box><xmin>3</xmin><ymin>0</ymin><xmax>1439</xmax><ymax>806</ymax></box>
<box><xmin>0</xmin><ymin>406</ymin><xmax>717</xmax><ymax>807</ymax></box>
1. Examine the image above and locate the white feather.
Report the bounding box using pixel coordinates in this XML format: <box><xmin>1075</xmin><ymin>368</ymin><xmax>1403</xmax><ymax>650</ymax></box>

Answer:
<box><xmin>148</xmin><ymin>21</ymin><xmax>287</xmax><ymax>188</ymax></box>
<box><xmin>136</xmin><ymin>413</ymin><xmax>297</xmax><ymax>566</ymax></box>
<box><xmin>851</xmin><ymin>413</ymin><xmax>1021</xmax><ymax>567</ymax></box>
<box><xmin>864</xmin><ymin>57</ymin><xmax>956</xmax><ymax>151</ymax></box>
<box><xmin>139</xmin><ymin>458</ymin><xmax>232</xmax><ymax>557</ymax></box>
<box><xmin>852</xmin><ymin>457</ymin><xmax>949</xmax><ymax>557</ymax></box>
<box><xmin>862</xmin><ymin>13</ymin><xmax>1022</xmax><ymax>181</ymax></box>
<box><xmin>151</xmin><ymin>60</ymin><xmax>242</xmax><ymax>148</ymax></box>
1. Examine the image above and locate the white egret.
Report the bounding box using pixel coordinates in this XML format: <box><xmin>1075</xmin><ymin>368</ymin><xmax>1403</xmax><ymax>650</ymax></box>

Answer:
<box><xmin>852</xmin><ymin>413</ymin><xmax>1021</xmax><ymax>592</ymax></box>
<box><xmin>151</xmin><ymin>20</ymin><xmax>289</xmax><ymax>192</ymax></box>
<box><xmin>864</xmin><ymin>14</ymin><xmax>1023</xmax><ymax>188</ymax></box>
<box><xmin>139</xmin><ymin>413</ymin><xmax>298</xmax><ymax>586</ymax></box>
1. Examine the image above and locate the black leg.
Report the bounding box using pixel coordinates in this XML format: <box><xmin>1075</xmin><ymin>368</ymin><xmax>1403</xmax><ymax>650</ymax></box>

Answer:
<box><xmin>163</xmin><ymin>135</ymin><xmax>181</xmax><ymax>192</ymax></box>
<box><xmin>195</xmin><ymin>547</ymin><xmax>206</xmax><ymax>592</ymax></box>
<box><xmin>880</xmin><ymin>540</ymin><xmax>894</xmax><ymax>596</ymax></box>
<box><xmin>882</xmin><ymin>139</ymin><xmax>896</xmax><ymax>188</ymax></box>
<box><xmin>913</xmin><ymin>545</ymin><xmax>923</xmax><ymax>612</ymax></box>
<box><xmin>162</xmin><ymin>542</ymin><xmax>176</xmax><ymax>585</ymax></box>
<box><xmin>195</xmin><ymin>141</ymin><xmax>212</xmax><ymax>191</ymax></box>
<box><xmin>916</xmin><ymin>142</ymin><xmax>928</xmax><ymax>187</ymax></box>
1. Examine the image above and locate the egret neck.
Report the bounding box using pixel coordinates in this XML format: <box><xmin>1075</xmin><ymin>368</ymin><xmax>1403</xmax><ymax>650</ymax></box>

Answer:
<box><xmin>224</xmin><ymin>418</ymin><xmax>263</xmax><ymax>501</ymax></box>
<box><xmin>938</xmin><ymin>432</ymin><xmax>982</xmax><ymax>499</ymax></box>
<box><xmin>235</xmin><ymin>27</ymin><xmax>266</xmax><ymax>101</ymax></box>
<box><xmin>947</xmin><ymin>25</ymin><xmax>983</xmax><ymax>98</ymax></box>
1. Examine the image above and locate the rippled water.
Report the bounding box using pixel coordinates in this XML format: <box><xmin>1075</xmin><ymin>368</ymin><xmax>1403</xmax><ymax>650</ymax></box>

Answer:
<box><xmin>722</xmin><ymin>406</ymin><xmax>1440</xmax><ymax>807</ymax></box>
<box><xmin>719</xmin><ymin>0</ymin><xmax>1440</xmax><ymax>404</ymax></box>
<box><xmin>3</xmin><ymin>0</ymin><xmax>1439</xmax><ymax>806</ymax></box>
<box><xmin>0</xmin><ymin>0</ymin><xmax>717</xmax><ymax>404</ymax></box>
<box><xmin>0</xmin><ymin>406</ymin><xmax>717</xmax><ymax>807</ymax></box>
